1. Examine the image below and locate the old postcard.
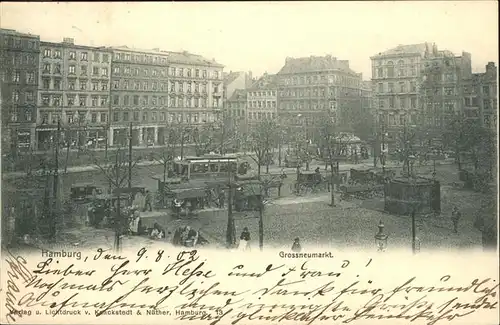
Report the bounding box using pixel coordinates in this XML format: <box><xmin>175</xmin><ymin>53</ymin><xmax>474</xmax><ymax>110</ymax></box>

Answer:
<box><xmin>0</xmin><ymin>1</ymin><xmax>498</xmax><ymax>324</ymax></box>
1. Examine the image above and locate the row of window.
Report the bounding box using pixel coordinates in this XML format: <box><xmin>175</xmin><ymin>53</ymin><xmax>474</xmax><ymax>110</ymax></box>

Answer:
<box><xmin>375</xmin><ymin>65</ymin><xmax>419</xmax><ymax>78</ymax></box>
<box><xmin>8</xmin><ymin>70</ymin><xmax>36</xmax><ymax>83</ymax></box>
<box><xmin>378</xmin><ymin>97</ymin><xmax>419</xmax><ymax>109</ymax></box>
<box><xmin>40</xmin><ymin>77</ymin><xmax>109</xmax><ymax>91</ymax></box>
<box><xmin>377</xmin><ymin>81</ymin><xmax>418</xmax><ymax>93</ymax></box>
<box><xmin>279</xmin><ymin>101</ymin><xmax>331</xmax><ymax>111</ymax></box>
<box><xmin>380</xmin><ymin>113</ymin><xmax>420</xmax><ymax>127</ymax></box>
<box><xmin>40</xmin><ymin>112</ymin><xmax>108</xmax><ymax>125</ymax></box>
<box><xmin>247</xmin><ymin>100</ymin><xmax>277</xmax><ymax>109</ymax></box>
<box><xmin>247</xmin><ymin>112</ymin><xmax>276</xmax><ymax>120</ymax></box>
<box><xmin>111</xmin><ymin>111</ymin><xmax>216</xmax><ymax>124</ymax></box>
<box><xmin>112</xmin><ymin>65</ymin><xmax>220</xmax><ymax>79</ymax></box>
<box><xmin>112</xmin><ymin>79</ymin><xmax>217</xmax><ymax>93</ymax></box>
<box><xmin>112</xmin><ymin>95</ymin><xmax>220</xmax><ymax>108</ymax></box>
<box><xmin>2</xmin><ymin>52</ymin><xmax>37</xmax><ymax>66</ymax></box>
<box><xmin>113</xmin><ymin>52</ymin><xmax>168</xmax><ymax>65</ymax></box>
<box><xmin>41</xmin><ymin>63</ymin><xmax>109</xmax><ymax>77</ymax></box>
<box><xmin>374</xmin><ymin>59</ymin><xmax>417</xmax><ymax>66</ymax></box>
<box><xmin>464</xmin><ymin>97</ymin><xmax>495</xmax><ymax>109</ymax></box>
<box><xmin>40</xmin><ymin>94</ymin><xmax>108</xmax><ymax>107</ymax></box>
<box><xmin>43</xmin><ymin>48</ymin><xmax>110</xmax><ymax>62</ymax></box>
<box><xmin>8</xmin><ymin>108</ymin><xmax>33</xmax><ymax>123</ymax></box>
<box><xmin>248</xmin><ymin>90</ymin><xmax>277</xmax><ymax>97</ymax></box>
<box><xmin>463</xmin><ymin>85</ymin><xmax>493</xmax><ymax>96</ymax></box>
<box><xmin>281</xmin><ymin>74</ymin><xmax>360</xmax><ymax>87</ymax></box>
<box><xmin>2</xmin><ymin>35</ymin><xmax>38</xmax><ymax>49</ymax></box>
<box><xmin>11</xmin><ymin>90</ymin><xmax>35</xmax><ymax>103</ymax></box>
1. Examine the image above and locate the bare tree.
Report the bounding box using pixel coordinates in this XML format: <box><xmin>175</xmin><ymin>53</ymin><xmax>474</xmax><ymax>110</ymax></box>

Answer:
<box><xmin>192</xmin><ymin>122</ymin><xmax>217</xmax><ymax>156</ymax></box>
<box><xmin>90</xmin><ymin>146</ymin><xmax>138</xmax><ymax>252</ymax></box>
<box><xmin>245</xmin><ymin>119</ymin><xmax>277</xmax><ymax>177</ymax></box>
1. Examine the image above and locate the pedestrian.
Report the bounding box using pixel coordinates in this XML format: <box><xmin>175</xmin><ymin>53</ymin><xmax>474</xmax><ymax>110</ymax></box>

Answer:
<box><xmin>291</xmin><ymin>238</ymin><xmax>302</xmax><ymax>252</ymax></box>
<box><xmin>173</xmin><ymin>198</ymin><xmax>182</xmax><ymax>219</ymax></box>
<box><xmin>238</xmin><ymin>227</ymin><xmax>251</xmax><ymax>251</ymax></box>
<box><xmin>451</xmin><ymin>206</ymin><xmax>461</xmax><ymax>233</ymax></box>
<box><xmin>143</xmin><ymin>190</ymin><xmax>153</xmax><ymax>212</ymax></box>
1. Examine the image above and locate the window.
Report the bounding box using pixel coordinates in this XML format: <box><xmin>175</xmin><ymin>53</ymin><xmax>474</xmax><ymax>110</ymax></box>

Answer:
<box><xmin>152</xmin><ymin>96</ymin><xmax>157</xmax><ymax>105</ymax></box>
<box><xmin>81</xmin><ymin>65</ymin><xmax>88</xmax><ymax>75</ymax></box>
<box><xmin>144</xmin><ymin>69</ymin><xmax>149</xmax><ymax>76</ymax></box>
<box><xmin>123</xmin><ymin>80</ymin><xmax>129</xmax><ymax>89</ymax></box>
<box><xmin>93</xmin><ymin>52</ymin><xmax>100</xmax><ymax>62</ymax></box>
<box><xmin>410</xmin><ymin>97</ymin><xmax>417</xmax><ymax>108</ymax></box>
<box><xmin>113</xmin><ymin>95</ymin><xmax>119</xmax><ymax>105</ymax></box>
<box><xmin>152</xmin><ymin>82</ymin><xmax>157</xmax><ymax>90</ymax></box>
<box><xmin>79</xmin><ymin>96</ymin><xmax>87</xmax><ymax>106</ymax></box>
<box><xmin>81</xmin><ymin>52</ymin><xmax>88</xmax><ymax>61</ymax></box>
<box><xmin>69</xmin><ymin>51</ymin><xmax>76</xmax><ymax>60</ymax></box>
<box><xmin>203</xmin><ymin>70</ymin><xmax>207</xmax><ymax>78</ymax></box>
<box><xmin>386</xmin><ymin>61</ymin><xmax>394</xmax><ymax>78</ymax></box>
<box><xmin>160</xmin><ymin>112</ymin><xmax>166</xmax><ymax>121</ymax></box>
<box><xmin>113</xmin><ymin>112</ymin><xmax>119</xmax><ymax>122</ymax></box>
<box><xmin>444</xmin><ymin>87</ymin><xmax>454</xmax><ymax>96</ymax></box>
<box><xmin>152</xmin><ymin>70</ymin><xmax>158</xmax><ymax>77</ymax></box>
<box><xmin>113</xmin><ymin>67</ymin><xmax>120</xmax><ymax>75</ymax></box>
<box><xmin>43</xmin><ymin>64</ymin><xmax>50</xmax><ymax>73</ymax></box>
<box><xmin>91</xmin><ymin>113</ymin><xmax>97</xmax><ymax>123</ymax></box>
<box><xmin>26</xmin><ymin>72</ymin><xmax>35</xmax><ymax>83</ymax></box>
<box><xmin>101</xmin><ymin>83</ymin><xmax>108</xmax><ymax>91</ymax></box>
<box><xmin>124</xmin><ymin>95</ymin><xmax>129</xmax><ymax>106</ymax></box>
<box><xmin>113</xmin><ymin>80</ymin><xmax>119</xmax><ymax>89</ymax></box>
<box><xmin>134</xmin><ymin>68</ymin><xmax>139</xmax><ymax>76</ymax></box>
<box><xmin>445</xmin><ymin>101</ymin><xmax>455</xmax><ymax>113</ymax></box>
<box><xmin>53</xmin><ymin>96</ymin><xmax>61</xmax><ymax>107</ymax></box>
<box><xmin>123</xmin><ymin>112</ymin><xmax>129</xmax><ymax>121</ymax></box>
<box><xmin>54</xmin><ymin>64</ymin><xmax>61</xmax><ymax>74</ymax></box>
<box><xmin>179</xmin><ymin>83</ymin><xmax>183</xmax><ymax>92</ymax></box>
<box><xmin>67</xmin><ymin>113</ymin><xmax>74</xmax><ymax>124</ymax></box>
<box><xmin>142</xmin><ymin>96</ymin><xmax>148</xmax><ymax>105</ymax></box>
<box><xmin>483</xmin><ymin>99</ymin><xmax>491</xmax><ymax>109</ymax></box>
<box><xmin>482</xmin><ymin>86</ymin><xmax>489</xmax><ymax>95</ymax></box>
<box><xmin>388</xmin><ymin>83</ymin><xmax>394</xmax><ymax>93</ymax></box>
<box><xmin>102</xmin><ymin>54</ymin><xmax>109</xmax><ymax>62</ymax></box>
<box><xmin>100</xmin><ymin>96</ymin><xmax>107</xmax><ymax>106</ymax></box>
<box><xmin>54</xmin><ymin>50</ymin><xmax>61</xmax><ymax>59</ymax></box>
<box><xmin>179</xmin><ymin>68</ymin><xmax>184</xmax><ymax>77</ymax></box>
<box><xmin>44</xmin><ymin>49</ymin><xmax>51</xmax><ymax>57</ymax></box>
<box><xmin>69</xmin><ymin>65</ymin><xmax>76</xmax><ymax>74</ymax></box>
<box><xmin>41</xmin><ymin>113</ymin><xmax>49</xmax><ymax>124</ymax></box>
<box><xmin>410</xmin><ymin>82</ymin><xmax>417</xmax><ymax>92</ymax></box>
<box><xmin>152</xmin><ymin>112</ymin><xmax>157</xmax><ymax>121</ymax></box>
<box><xmin>195</xmin><ymin>69</ymin><xmax>200</xmax><ymax>77</ymax></box>
<box><xmin>93</xmin><ymin>67</ymin><xmax>99</xmax><ymax>75</ymax></box>
<box><xmin>12</xmin><ymin>91</ymin><xmax>19</xmax><ymax>102</ymax></box>
<box><xmin>68</xmin><ymin>96</ymin><xmax>75</xmax><ymax>106</ymax></box>
<box><xmin>92</xmin><ymin>82</ymin><xmax>99</xmax><ymax>91</ymax></box>
<box><xmin>142</xmin><ymin>112</ymin><xmax>148</xmax><ymax>121</ymax></box>
<box><xmin>26</xmin><ymin>91</ymin><xmax>34</xmax><ymax>102</ymax></box>
<box><xmin>54</xmin><ymin>79</ymin><xmax>61</xmax><ymax>90</ymax></box>
<box><xmin>399</xmin><ymin>82</ymin><xmax>406</xmax><ymax>93</ymax></box>
<box><xmin>92</xmin><ymin>97</ymin><xmax>98</xmax><ymax>106</ymax></box>
<box><xmin>133</xmin><ymin>95</ymin><xmax>139</xmax><ymax>105</ymax></box>
<box><xmin>133</xmin><ymin>112</ymin><xmax>139</xmax><ymax>121</ymax></box>
<box><xmin>389</xmin><ymin>97</ymin><xmax>395</xmax><ymax>108</ymax></box>
<box><xmin>42</xmin><ymin>95</ymin><xmax>50</xmax><ymax>105</ymax></box>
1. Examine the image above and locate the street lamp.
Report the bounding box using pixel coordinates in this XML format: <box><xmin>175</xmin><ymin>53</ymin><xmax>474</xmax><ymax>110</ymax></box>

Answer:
<box><xmin>374</xmin><ymin>220</ymin><xmax>388</xmax><ymax>252</ymax></box>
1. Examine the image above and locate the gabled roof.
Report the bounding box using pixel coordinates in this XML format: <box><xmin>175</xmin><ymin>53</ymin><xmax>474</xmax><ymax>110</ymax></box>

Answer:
<box><xmin>224</xmin><ymin>71</ymin><xmax>243</xmax><ymax>85</ymax></box>
<box><xmin>372</xmin><ymin>43</ymin><xmax>429</xmax><ymax>58</ymax></box>
<box><xmin>249</xmin><ymin>73</ymin><xmax>278</xmax><ymax>89</ymax></box>
<box><xmin>227</xmin><ymin>89</ymin><xmax>247</xmax><ymax>101</ymax></box>
<box><xmin>277</xmin><ymin>55</ymin><xmax>357</xmax><ymax>75</ymax></box>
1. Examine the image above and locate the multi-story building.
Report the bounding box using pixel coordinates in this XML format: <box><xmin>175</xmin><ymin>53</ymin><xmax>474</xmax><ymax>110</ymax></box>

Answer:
<box><xmin>0</xmin><ymin>28</ymin><xmax>40</xmax><ymax>155</ymax></box>
<box><xmin>246</xmin><ymin>73</ymin><xmax>278</xmax><ymax>124</ymax></box>
<box><xmin>223</xmin><ymin>70</ymin><xmax>253</xmax><ymax>101</ymax></box>
<box><xmin>463</xmin><ymin>62</ymin><xmax>497</xmax><ymax>131</ymax></box>
<box><xmin>277</xmin><ymin>55</ymin><xmax>364</xmax><ymax>142</ymax></box>
<box><xmin>420</xmin><ymin>45</ymin><xmax>472</xmax><ymax>131</ymax></box>
<box><xmin>109</xmin><ymin>47</ymin><xmax>224</xmax><ymax>146</ymax></box>
<box><xmin>371</xmin><ymin>43</ymin><xmax>431</xmax><ymax>135</ymax></box>
<box><xmin>226</xmin><ymin>89</ymin><xmax>247</xmax><ymax>122</ymax></box>
<box><xmin>36</xmin><ymin>38</ymin><xmax>112</xmax><ymax>150</ymax></box>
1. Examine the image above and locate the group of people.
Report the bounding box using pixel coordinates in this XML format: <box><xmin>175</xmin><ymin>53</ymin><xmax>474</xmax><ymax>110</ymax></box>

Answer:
<box><xmin>172</xmin><ymin>226</ymin><xmax>203</xmax><ymax>247</ymax></box>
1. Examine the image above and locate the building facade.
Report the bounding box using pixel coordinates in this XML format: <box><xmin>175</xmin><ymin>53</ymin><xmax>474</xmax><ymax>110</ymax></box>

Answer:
<box><xmin>371</xmin><ymin>43</ymin><xmax>430</xmax><ymax>134</ymax></box>
<box><xmin>463</xmin><ymin>62</ymin><xmax>497</xmax><ymax>131</ymax></box>
<box><xmin>420</xmin><ymin>45</ymin><xmax>472</xmax><ymax>130</ymax></box>
<box><xmin>246</xmin><ymin>73</ymin><xmax>278</xmax><ymax>124</ymax></box>
<box><xmin>0</xmin><ymin>28</ymin><xmax>40</xmax><ymax>155</ymax></box>
<box><xmin>36</xmin><ymin>38</ymin><xmax>112</xmax><ymax>150</ymax></box>
<box><xmin>277</xmin><ymin>55</ymin><xmax>364</xmax><ymax>142</ymax></box>
<box><xmin>226</xmin><ymin>88</ymin><xmax>247</xmax><ymax>122</ymax></box>
<box><xmin>108</xmin><ymin>47</ymin><xmax>224</xmax><ymax>147</ymax></box>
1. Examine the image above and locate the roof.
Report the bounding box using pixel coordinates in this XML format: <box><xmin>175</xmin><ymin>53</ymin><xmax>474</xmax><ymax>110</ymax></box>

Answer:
<box><xmin>228</xmin><ymin>89</ymin><xmax>247</xmax><ymax>101</ymax></box>
<box><xmin>249</xmin><ymin>74</ymin><xmax>278</xmax><ymax>89</ymax></box>
<box><xmin>224</xmin><ymin>71</ymin><xmax>243</xmax><ymax>85</ymax></box>
<box><xmin>372</xmin><ymin>43</ymin><xmax>429</xmax><ymax>58</ymax></box>
<box><xmin>278</xmin><ymin>55</ymin><xmax>357</xmax><ymax>75</ymax></box>
<box><xmin>0</xmin><ymin>28</ymin><xmax>40</xmax><ymax>39</ymax></box>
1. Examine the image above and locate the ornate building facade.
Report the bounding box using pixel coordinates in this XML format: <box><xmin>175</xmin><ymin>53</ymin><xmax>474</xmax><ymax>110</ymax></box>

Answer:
<box><xmin>36</xmin><ymin>38</ymin><xmax>112</xmax><ymax>149</ymax></box>
<box><xmin>246</xmin><ymin>73</ymin><xmax>278</xmax><ymax>124</ymax></box>
<box><xmin>109</xmin><ymin>47</ymin><xmax>224</xmax><ymax>146</ymax></box>
<box><xmin>0</xmin><ymin>28</ymin><xmax>40</xmax><ymax>154</ymax></box>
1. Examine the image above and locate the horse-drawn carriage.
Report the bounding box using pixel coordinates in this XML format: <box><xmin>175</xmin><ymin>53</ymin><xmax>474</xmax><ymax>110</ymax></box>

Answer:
<box><xmin>234</xmin><ymin>180</ymin><xmax>264</xmax><ymax>211</ymax></box>
<box><xmin>291</xmin><ymin>170</ymin><xmax>329</xmax><ymax>195</ymax></box>
<box><xmin>340</xmin><ymin>167</ymin><xmax>394</xmax><ymax>201</ymax></box>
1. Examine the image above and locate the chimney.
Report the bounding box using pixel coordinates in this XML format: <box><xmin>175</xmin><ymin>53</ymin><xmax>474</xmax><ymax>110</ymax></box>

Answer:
<box><xmin>63</xmin><ymin>37</ymin><xmax>74</xmax><ymax>45</ymax></box>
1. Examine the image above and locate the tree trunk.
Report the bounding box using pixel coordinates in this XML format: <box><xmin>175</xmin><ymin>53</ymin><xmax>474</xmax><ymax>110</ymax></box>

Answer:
<box><xmin>115</xmin><ymin>196</ymin><xmax>121</xmax><ymax>253</ymax></box>
<box><xmin>64</xmin><ymin>141</ymin><xmax>70</xmax><ymax>173</ymax></box>
<box><xmin>259</xmin><ymin>204</ymin><xmax>264</xmax><ymax>251</ymax></box>
<box><xmin>330</xmin><ymin>162</ymin><xmax>335</xmax><ymax>207</ymax></box>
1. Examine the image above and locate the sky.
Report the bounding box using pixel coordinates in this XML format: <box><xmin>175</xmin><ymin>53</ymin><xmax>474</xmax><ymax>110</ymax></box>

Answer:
<box><xmin>1</xmin><ymin>1</ymin><xmax>498</xmax><ymax>80</ymax></box>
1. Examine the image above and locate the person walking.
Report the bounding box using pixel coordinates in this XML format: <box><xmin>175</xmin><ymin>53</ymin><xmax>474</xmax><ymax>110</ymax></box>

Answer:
<box><xmin>451</xmin><ymin>206</ymin><xmax>461</xmax><ymax>233</ymax></box>
<box><xmin>143</xmin><ymin>190</ymin><xmax>153</xmax><ymax>212</ymax></box>
<box><xmin>291</xmin><ymin>238</ymin><xmax>302</xmax><ymax>252</ymax></box>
